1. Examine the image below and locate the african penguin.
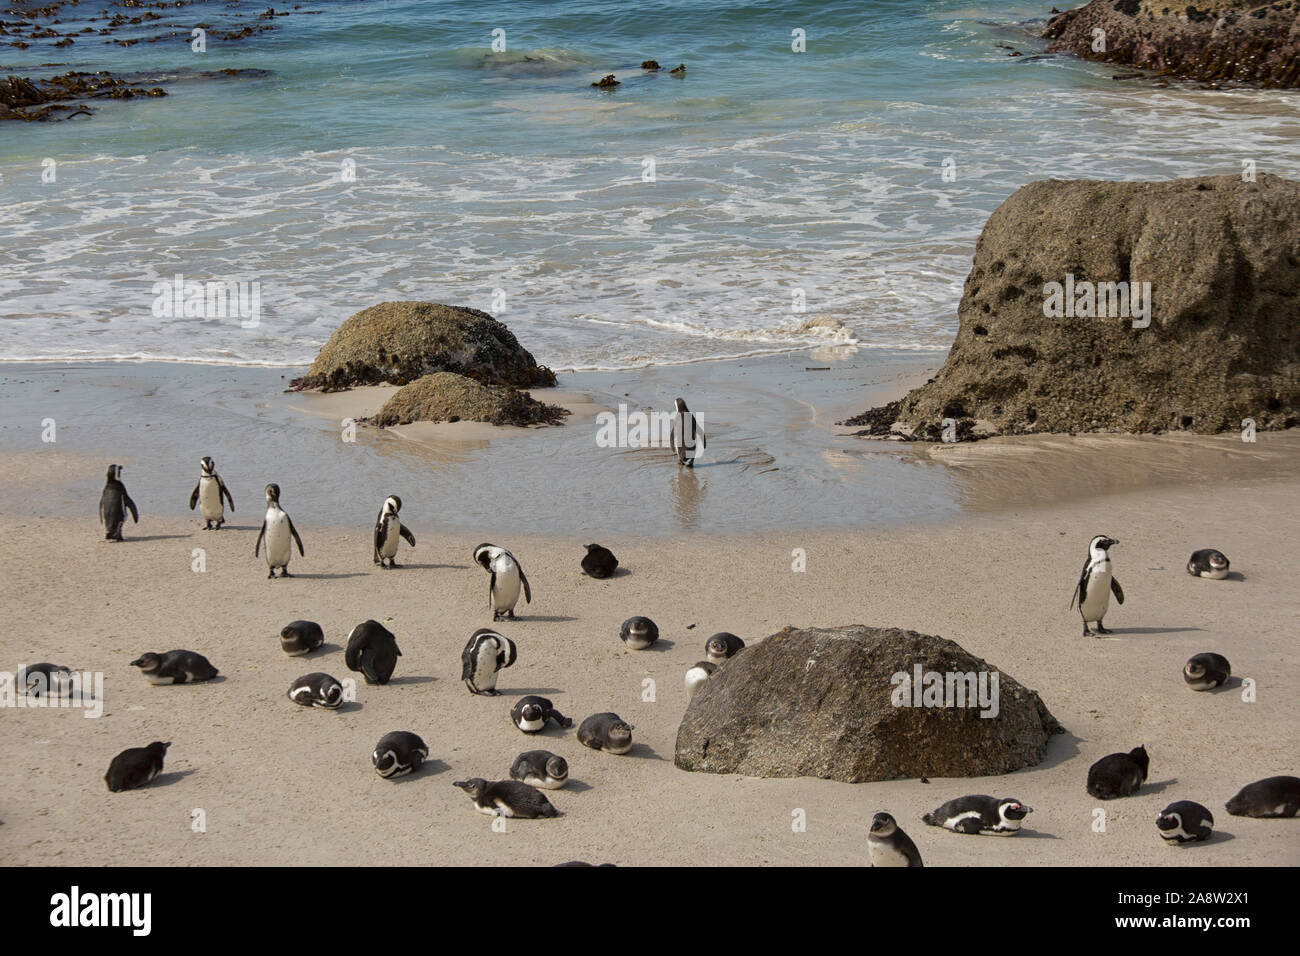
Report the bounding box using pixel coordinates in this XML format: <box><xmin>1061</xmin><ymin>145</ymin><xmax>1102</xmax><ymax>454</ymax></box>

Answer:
<box><xmin>1224</xmin><ymin>776</ymin><xmax>1300</xmax><ymax>818</ymax></box>
<box><xmin>129</xmin><ymin>650</ymin><xmax>218</xmax><ymax>685</ymax></box>
<box><xmin>189</xmin><ymin>456</ymin><xmax>235</xmax><ymax>530</ymax></box>
<box><xmin>581</xmin><ymin>543</ymin><xmax>619</xmax><ymax>579</ymax></box>
<box><xmin>452</xmin><ymin>778</ymin><xmax>560</xmax><ymax>819</ymax></box>
<box><xmin>670</xmin><ymin>397</ymin><xmax>706</xmax><ymax>466</ymax></box>
<box><xmin>372</xmin><ymin>731</ymin><xmax>429</xmax><ymax>779</ymax></box>
<box><xmin>922</xmin><ymin>796</ymin><xmax>1033</xmax><ymax>835</ymax></box>
<box><xmin>1183</xmin><ymin>652</ymin><xmax>1230</xmax><ymax>691</ymax></box>
<box><xmin>373</xmin><ymin>495</ymin><xmax>416</xmax><ymax>568</ymax></box>
<box><xmin>17</xmin><ymin>662</ymin><xmax>75</xmax><ymax>698</ymax></box>
<box><xmin>460</xmin><ymin>628</ymin><xmax>516</xmax><ymax>696</ymax></box>
<box><xmin>105</xmin><ymin>741</ymin><xmax>170</xmax><ymax>792</ymax></box>
<box><xmin>1086</xmin><ymin>745</ymin><xmax>1149</xmax><ymax>800</ymax></box>
<box><xmin>867</xmin><ymin>812</ymin><xmax>923</xmax><ymax>867</ymax></box>
<box><xmin>684</xmin><ymin>660</ymin><xmax>717</xmax><ymax>701</ymax></box>
<box><xmin>578</xmin><ymin>713</ymin><xmax>634</xmax><ymax>754</ymax></box>
<box><xmin>98</xmin><ymin>464</ymin><xmax>138</xmax><ymax>541</ymax></box>
<box><xmin>1071</xmin><ymin>534</ymin><xmax>1123</xmax><ymax>636</ymax></box>
<box><xmin>344</xmin><ymin>619</ymin><xmax>402</xmax><ymax>685</ymax></box>
<box><xmin>1156</xmin><ymin>801</ymin><xmax>1214</xmax><ymax>844</ymax></box>
<box><xmin>510</xmin><ymin>750</ymin><xmax>569</xmax><ymax>790</ymax></box>
<box><xmin>619</xmin><ymin>616</ymin><xmax>659</xmax><ymax>650</ymax></box>
<box><xmin>474</xmin><ymin>543</ymin><xmax>532</xmax><ymax>621</ymax></box>
<box><xmin>510</xmin><ymin>696</ymin><xmax>572</xmax><ymax>734</ymax></box>
<box><xmin>705</xmin><ymin>632</ymin><xmax>745</xmax><ymax>664</ymax></box>
<box><xmin>254</xmin><ymin>483</ymin><xmax>304</xmax><ymax>578</ymax></box>
<box><xmin>1187</xmin><ymin>549</ymin><xmax>1230</xmax><ymax>579</ymax></box>
<box><xmin>288</xmin><ymin>672</ymin><xmax>344</xmax><ymax>709</ymax></box>
<box><xmin>279</xmin><ymin>620</ymin><xmax>325</xmax><ymax>656</ymax></box>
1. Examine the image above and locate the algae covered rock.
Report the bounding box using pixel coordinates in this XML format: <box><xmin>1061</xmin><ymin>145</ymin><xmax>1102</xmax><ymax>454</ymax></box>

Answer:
<box><xmin>368</xmin><ymin>372</ymin><xmax>568</xmax><ymax>428</ymax></box>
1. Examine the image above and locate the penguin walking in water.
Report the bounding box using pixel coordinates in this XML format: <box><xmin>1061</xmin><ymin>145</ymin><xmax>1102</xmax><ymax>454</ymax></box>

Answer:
<box><xmin>372</xmin><ymin>731</ymin><xmax>429</xmax><ymax>779</ymax></box>
<box><xmin>510</xmin><ymin>696</ymin><xmax>572</xmax><ymax>734</ymax></box>
<box><xmin>510</xmin><ymin>750</ymin><xmax>569</xmax><ymax>790</ymax></box>
<box><xmin>1183</xmin><ymin>652</ymin><xmax>1230</xmax><ymax>690</ymax></box>
<box><xmin>189</xmin><ymin>457</ymin><xmax>234</xmax><ymax>530</ymax></box>
<box><xmin>922</xmin><ymin>796</ymin><xmax>1033</xmax><ymax>836</ymax></box>
<box><xmin>867</xmin><ymin>812</ymin><xmax>923</xmax><ymax>867</ymax></box>
<box><xmin>474</xmin><ymin>543</ymin><xmax>532</xmax><ymax>621</ymax></box>
<box><xmin>684</xmin><ymin>660</ymin><xmax>717</xmax><ymax>701</ymax></box>
<box><xmin>98</xmin><ymin>464</ymin><xmax>138</xmax><ymax>541</ymax></box>
<box><xmin>619</xmin><ymin>616</ymin><xmax>659</xmax><ymax>650</ymax></box>
<box><xmin>129</xmin><ymin>650</ymin><xmax>219</xmax><ymax>684</ymax></box>
<box><xmin>1086</xmin><ymin>745</ymin><xmax>1149</xmax><ymax>799</ymax></box>
<box><xmin>1224</xmin><ymin>776</ymin><xmax>1300</xmax><ymax>818</ymax></box>
<box><xmin>105</xmin><ymin>741</ymin><xmax>170</xmax><ymax>792</ymax></box>
<box><xmin>705</xmin><ymin>632</ymin><xmax>745</xmax><ymax>664</ymax></box>
<box><xmin>1187</xmin><ymin>549</ymin><xmax>1230</xmax><ymax>579</ymax></box>
<box><xmin>1156</xmin><ymin>801</ymin><xmax>1214</xmax><ymax>844</ymax></box>
<box><xmin>581</xmin><ymin>544</ymin><xmax>619</xmax><ymax>578</ymax></box>
<box><xmin>288</xmin><ymin>673</ymin><xmax>344</xmax><ymax>709</ymax></box>
<box><xmin>578</xmin><ymin>713</ymin><xmax>634</xmax><ymax>754</ymax></box>
<box><xmin>1071</xmin><ymin>534</ymin><xmax>1123</xmax><ymax>636</ymax></box>
<box><xmin>345</xmin><ymin>620</ymin><xmax>401</xmax><ymax>685</ymax></box>
<box><xmin>670</xmin><ymin>397</ymin><xmax>706</xmax><ymax>466</ymax></box>
<box><xmin>17</xmin><ymin>663</ymin><xmax>75</xmax><ymax>698</ymax></box>
<box><xmin>373</xmin><ymin>495</ymin><xmax>415</xmax><ymax>568</ymax></box>
<box><xmin>279</xmin><ymin>620</ymin><xmax>325</xmax><ymax>656</ymax></box>
<box><xmin>254</xmin><ymin>483</ymin><xmax>304</xmax><ymax>578</ymax></box>
<box><xmin>461</xmin><ymin>628</ymin><xmax>516</xmax><ymax>696</ymax></box>
<box><xmin>452</xmin><ymin>778</ymin><xmax>560</xmax><ymax>819</ymax></box>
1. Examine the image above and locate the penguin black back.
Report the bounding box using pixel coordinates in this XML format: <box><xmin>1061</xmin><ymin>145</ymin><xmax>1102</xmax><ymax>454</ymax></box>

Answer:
<box><xmin>1086</xmin><ymin>745</ymin><xmax>1149</xmax><ymax>799</ymax></box>
<box><xmin>105</xmin><ymin>741</ymin><xmax>170</xmax><ymax>792</ymax></box>
<box><xmin>345</xmin><ymin>620</ymin><xmax>402</xmax><ymax>684</ymax></box>
<box><xmin>581</xmin><ymin>544</ymin><xmax>619</xmax><ymax>578</ymax></box>
<box><xmin>98</xmin><ymin>464</ymin><xmax>138</xmax><ymax>541</ymax></box>
<box><xmin>1224</xmin><ymin>776</ymin><xmax>1300</xmax><ymax>818</ymax></box>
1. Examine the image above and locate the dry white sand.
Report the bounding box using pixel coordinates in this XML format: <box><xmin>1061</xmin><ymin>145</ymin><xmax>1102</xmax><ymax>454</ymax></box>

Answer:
<box><xmin>2</xmin><ymin>462</ymin><xmax>1296</xmax><ymax>866</ymax></box>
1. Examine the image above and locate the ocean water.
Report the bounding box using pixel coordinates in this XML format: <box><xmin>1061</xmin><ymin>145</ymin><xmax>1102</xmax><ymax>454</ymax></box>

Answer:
<box><xmin>1</xmin><ymin>0</ymin><xmax>1298</xmax><ymax>371</ymax></box>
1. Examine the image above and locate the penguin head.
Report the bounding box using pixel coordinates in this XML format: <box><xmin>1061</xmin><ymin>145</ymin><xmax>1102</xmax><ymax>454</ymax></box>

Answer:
<box><xmin>674</xmin><ymin>398</ymin><xmax>689</xmax><ymax>413</ymax></box>
<box><xmin>1207</xmin><ymin>550</ymin><xmax>1228</xmax><ymax>570</ymax></box>
<box><xmin>1184</xmin><ymin>658</ymin><xmax>1207</xmax><ymax>680</ymax></box>
<box><xmin>265</xmin><ymin>483</ymin><xmax>281</xmax><ymax>503</ymax></box>
<box><xmin>1089</xmin><ymin>534</ymin><xmax>1118</xmax><ymax>554</ymax></box>
<box><xmin>145</xmin><ymin>741</ymin><xmax>171</xmax><ymax>757</ymax></box>
<box><xmin>321</xmin><ymin>682</ymin><xmax>343</xmax><ymax>708</ymax></box>
<box><xmin>1128</xmin><ymin>745</ymin><xmax>1150</xmax><ymax>775</ymax></box>
<box><xmin>868</xmin><ymin>812</ymin><xmax>898</xmax><ymax>838</ymax></box>
<box><xmin>473</xmin><ymin>543</ymin><xmax>498</xmax><ymax>571</ymax></box>
<box><xmin>199</xmin><ymin>457</ymin><xmax>215</xmax><ymax>475</ymax></box>
<box><xmin>520</xmin><ymin>703</ymin><xmax>544</xmax><ymax>723</ymax></box>
<box><xmin>106</xmin><ymin>464</ymin><xmax>123</xmax><ymax>481</ymax></box>
<box><xmin>129</xmin><ymin>653</ymin><xmax>162</xmax><ymax>673</ymax></box>
<box><xmin>546</xmin><ymin>755</ymin><xmax>569</xmax><ymax>780</ymax></box>
<box><xmin>373</xmin><ymin>749</ymin><xmax>398</xmax><ymax>777</ymax></box>
<box><xmin>383</xmin><ymin>495</ymin><xmax>401</xmax><ymax>515</ymax></box>
<box><xmin>999</xmin><ymin>800</ymin><xmax>1033</xmax><ymax>822</ymax></box>
<box><xmin>499</xmin><ymin>637</ymin><xmax>518</xmax><ymax>668</ymax></box>
<box><xmin>1155</xmin><ymin>809</ymin><xmax>1183</xmax><ymax>834</ymax></box>
<box><xmin>453</xmin><ymin>778</ymin><xmax>487</xmax><ymax>799</ymax></box>
<box><xmin>606</xmin><ymin>718</ymin><xmax>634</xmax><ymax>743</ymax></box>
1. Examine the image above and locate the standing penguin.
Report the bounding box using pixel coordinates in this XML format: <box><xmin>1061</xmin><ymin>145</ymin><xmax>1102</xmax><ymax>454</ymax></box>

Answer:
<box><xmin>105</xmin><ymin>741</ymin><xmax>170</xmax><ymax>792</ymax></box>
<box><xmin>461</xmin><ymin>628</ymin><xmax>516</xmax><ymax>696</ymax></box>
<box><xmin>188</xmin><ymin>456</ymin><xmax>235</xmax><ymax>530</ymax></box>
<box><xmin>867</xmin><ymin>812</ymin><xmax>923</xmax><ymax>867</ymax></box>
<box><xmin>1071</xmin><ymin>534</ymin><xmax>1123</xmax><ymax>636</ymax></box>
<box><xmin>254</xmin><ymin>483</ymin><xmax>304</xmax><ymax>578</ymax></box>
<box><xmin>1086</xmin><ymin>745</ymin><xmax>1149</xmax><ymax>799</ymax></box>
<box><xmin>581</xmin><ymin>544</ymin><xmax>619</xmax><ymax>579</ymax></box>
<box><xmin>344</xmin><ymin>620</ymin><xmax>402</xmax><ymax>685</ymax></box>
<box><xmin>373</xmin><ymin>495</ymin><xmax>416</xmax><ymax>568</ymax></box>
<box><xmin>1187</xmin><ymin>549</ymin><xmax>1230</xmax><ymax>579</ymax></box>
<box><xmin>98</xmin><ymin>464</ymin><xmax>138</xmax><ymax>541</ymax></box>
<box><xmin>1156</xmin><ymin>801</ymin><xmax>1214</xmax><ymax>844</ymax></box>
<box><xmin>670</xmin><ymin>397</ymin><xmax>706</xmax><ymax>466</ymax></box>
<box><xmin>474</xmin><ymin>543</ymin><xmax>532</xmax><ymax>621</ymax></box>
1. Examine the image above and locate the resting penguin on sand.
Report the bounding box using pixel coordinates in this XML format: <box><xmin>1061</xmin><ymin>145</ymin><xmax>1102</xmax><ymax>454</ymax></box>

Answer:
<box><xmin>1086</xmin><ymin>745</ymin><xmax>1148</xmax><ymax>799</ymax></box>
<box><xmin>1187</xmin><ymin>549</ymin><xmax>1230</xmax><ymax>579</ymax></box>
<box><xmin>105</xmin><ymin>742</ymin><xmax>170</xmax><ymax>792</ymax></box>
<box><xmin>453</xmin><ymin>778</ymin><xmax>560</xmax><ymax>818</ymax></box>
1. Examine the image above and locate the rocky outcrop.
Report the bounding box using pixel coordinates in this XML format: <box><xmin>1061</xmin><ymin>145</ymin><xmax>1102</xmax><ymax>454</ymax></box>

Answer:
<box><xmin>843</xmin><ymin>174</ymin><xmax>1300</xmax><ymax>439</ymax></box>
<box><xmin>674</xmin><ymin>625</ymin><xmax>1063</xmax><ymax>783</ymax></box>
<box><xmin>1044</xmin><ymin>1</ymin><xmax>1300</xmax><ymax>88</ymax></box>
<box><xmin>368</xmin><ymin>372</ymin><xmax>568</xmax><ymax>428</ymax></box>
<box><xmin>1</xmin><ymin>71</ymin><xmax>165</xmax><ymax>121</ymax></box>
<box><xmin>296</xmin><ymin>301</ymin><xmax>557</xmax><ymax>392</ymax></box>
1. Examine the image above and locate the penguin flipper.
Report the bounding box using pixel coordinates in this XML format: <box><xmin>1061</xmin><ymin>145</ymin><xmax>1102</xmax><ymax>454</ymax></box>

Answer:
<box><xmin>400</xmin><ymin>525</ymin><xmax>416</xmax><ymax>547</ymax></box>
<box><xmin>373</xmin><ymin>515</ymin><xmax>384</xmax><ymax>561</ymax></box>
<box><xmin>124</xmin><ymin>493</ymin><xmax>139</xmax><ymax>523</ymax></box>
<box><xmin>219</xmin><ymin>478</ymin><xmax>234</xmax><ymax>511</ymax></box>
<box><xmin>460</xmin><ymin>646</ymin><xmax>475</xmax><ymax>682</ymax></box>
<box><xmin>488</xmin><ymin>572</ymin><xmax>497</xmax><ymax>608</ymax></box>
<box><xmin>254</xmin><ymin>520</ymin><xmax>266</xmax><ymax>557</ymax></box>
<box><xmin>189</xmin><ymin>483</ymin><xmax>200</xmax><ymax>510</ymax></box>
<box><xmin>288</xmin><ymin>516</ymin><xmax>305</xmax><ymax>556</ymax></box>
<box><xmin>1071</xmin><ymin>559</ymin><xmax>1089</xmax><ymax>610</ymax></box>
<box><xmin>1110</xmin><ymin>577</ymin><xmax>1124</xmax><ymax>604</ymax></box>
<box><xmin>519</xmin><ymin>566</ymin><xmax>532</xmax><ymax>604</ymax></box>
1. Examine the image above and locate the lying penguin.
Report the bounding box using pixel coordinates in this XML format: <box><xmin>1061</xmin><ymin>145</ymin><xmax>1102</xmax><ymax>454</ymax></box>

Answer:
<box><xmin>452</xmin><ymin>778</ymin><xmax>560</xmax><ymax>818</ymax></box>
<box><xmin>922</xmin><ymin>796</ymin><xmax>1033</xmax><ymax>836</ymax></box>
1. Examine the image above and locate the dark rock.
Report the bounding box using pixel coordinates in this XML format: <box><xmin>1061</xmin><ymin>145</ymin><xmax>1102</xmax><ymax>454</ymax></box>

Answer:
<box><xmin>298</xmin><ymin>301</ymin><xmax>557</xmax><ymax>391</ymax></box>
<box><xmin>591</xmin><ymin>73</ymin><xmax>619</xmax><ymax>88</ymax></box>
<box><xmin>675</xmin><ymin>625</ymin><xmax>1063</xmax><ymax>782</ymax></box>
<box><xmin>1044</xmin><ymin>0</ymin><xmax>1300</xmax><ymax>88</ymax></box>
<box><xmin>669</xmin><ymin>63</ymin><xmax>686</xmax><ymax>74</ymax></box>
<box><xmin>641</xmin><ymin>59</ymin><xmax>660</xmax><ymax>70</ymax></box>
<box><xmin>845</xmin><ymin>174</ymin><xmax>1300</xmax><ymax>438</ymax></box>
<box><xmin>367</xmin><ymin>371</ymin><xmax>568</xmax><ymax>428</ymax></box>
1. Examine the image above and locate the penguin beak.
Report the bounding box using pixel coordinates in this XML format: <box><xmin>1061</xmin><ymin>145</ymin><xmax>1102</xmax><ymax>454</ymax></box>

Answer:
<box><xmin>129</xmin><ymin>658</ymin><xmax>144</xmax><ymax>667</ymax></box>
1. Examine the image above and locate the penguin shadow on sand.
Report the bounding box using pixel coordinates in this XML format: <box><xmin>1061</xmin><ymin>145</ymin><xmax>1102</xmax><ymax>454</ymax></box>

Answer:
<box><xmin>561</xmin><ymin>779</ymin><xmax>595</xmax><ymax>793</ymax></box>
<box><xmin>630</xmin><ymin>638</ymin><xmax>674</xmax><ymax>652</ymax></box>
<box><xmin>149</xmin><ymin>768</ymin><xmax>197</xmax><ymax>788</ymax></box>
<box><xmin>1137</xmin><ymin>777</ymin><xmax>1179</xmax><ymax>797</ymax></box>
<box><xmin>116</xmin><ymin>533</ymin><xmax>191</xmax><ymax>543</ymax></box>
<box><xmin>508</xmin><ymin>614</ymin><xmax>579</xmax><ymax>624</ymax></box>
<box><xmin>1023</xmin><ymin>731</ymin><xmax>1082</xmax><ymax>772</ymax></box>
<box><xmin>285</xmin><ymin>572</ymin><xmax>369</xmax><ymax>580</ymax></box>
<box><xmin>383</xmin><ymin>674</ymin><xmax>436</xmax><ymax>687</ymax></box>
<box><xmin>497</xmin><ymin>686</ymin><xmax>563</xmax><ymax>698</ymax></box>
<box><xmin>1202</xmin><ymin>675</ymin><xmax>1246</xmax><ymax>696</ymax></box>
<box><xmin>620</xmin><ymin>742</ymin><xmax>664</xmax><ymax>761</ymax></box>
<box><xmin>1101</xmin><ymin>626</ymin><xmax>1204</xmax><ymax>637</ymax></box>
<box><xmin>391</xmin><ymin>562</ymin><xmax>470</xmax><ymax>571</ymax></box>
<box><xmin>390</xmin><ymin>758</ymin><xmax>450</xmax><ymax>783</ymax></box>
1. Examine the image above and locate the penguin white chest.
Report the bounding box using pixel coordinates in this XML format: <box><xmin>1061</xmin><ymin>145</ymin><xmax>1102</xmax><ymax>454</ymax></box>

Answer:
<box><xmin>379</xmin><ymin>517</ymin><xmax>401</xmax><ymax>558</ymax></box>
<box><xmin>491</xmin><ymin>560</ymin><xmax>522</xmax><ymax>610</ymax></box>
<box><xmin>198</xmin><ymin>477</ymin><xmax>223</xmax><ymax>519</ymax></box>
<box><xmin>867</xmin><ymin>839</ymin><xmax>912</xmax><ymax>867</ymax></box>
<box><xmin>474</xmin><ymin>643</ymin><xmax>499</xmax><ymax>689</ymax></box>
<box><xmin>1080</xmin><ymin>561</ymin><xmax>1112</xmax><ymax>622</ymax></box>
<box><xmin>265</xmin><ymin>510</ymin><xmax>292</xmax><ymax>566</ymax></box>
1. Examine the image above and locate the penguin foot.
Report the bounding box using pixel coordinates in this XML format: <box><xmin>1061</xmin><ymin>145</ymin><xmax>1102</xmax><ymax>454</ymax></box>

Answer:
<box><xmin>1095</xmin><ymin>624</ymin><xmax>1112</xmax><ymax>635</ymax></box>
<box><xmin>267</xmin><ymin>570</ymin><xmax>276</xmax><ymax>579</ymax></box>
<box><xmin>389</xmin><ymin>561</ymin><xmax>401</xmax><ymax>569</ymax></box>
<box><xmin>280</xmin><ymin>570</ymin><xmax>293</xmax><ymax>578</ymax></box>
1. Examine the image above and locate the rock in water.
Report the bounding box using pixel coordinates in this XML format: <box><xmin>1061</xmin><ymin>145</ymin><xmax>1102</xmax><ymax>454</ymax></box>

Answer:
<box><xmin>368</xmin><ymin>372</ymin><xmax>568</xmax><ymax>427</ymax></box>
<box><xmin>1044</xmin><ymin>1</ymin><xmax>1300</xmax><ymax>89</ymax></box>
<box><xmin>297</xmin><ymin>301</ymin><xmax>557</xmax><ymax>391</ymax></box>
<box><xmin>842</xmin><ymin>174</ymin><xmax>1300</xmax><ymax>439</ymax></box>
<box><xmin>674</xmin><ymin>625</ymin><xmax>1063</xmax><ymax>782</ymax></box>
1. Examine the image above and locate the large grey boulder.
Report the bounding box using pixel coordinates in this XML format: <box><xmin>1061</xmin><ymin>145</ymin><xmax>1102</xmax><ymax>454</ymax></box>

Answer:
<box><xmin>675</xmin><ymin>625</ymin><xmax>1063</xmax><ymax>783</ymax></box>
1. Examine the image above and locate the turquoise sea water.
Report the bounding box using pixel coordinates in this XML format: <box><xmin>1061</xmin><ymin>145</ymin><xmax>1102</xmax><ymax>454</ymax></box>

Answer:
<box><xmin>1</xmin><ymin>0</ymin><xmax>1298</xmax><ymax>369</ymax></box>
